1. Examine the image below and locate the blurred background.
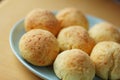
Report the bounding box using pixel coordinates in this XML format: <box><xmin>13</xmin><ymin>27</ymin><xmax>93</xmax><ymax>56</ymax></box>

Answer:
<box><xmin>0</xmin><ymin>0</ymin><xmax>120</xmax><ymax>27</ymax></box>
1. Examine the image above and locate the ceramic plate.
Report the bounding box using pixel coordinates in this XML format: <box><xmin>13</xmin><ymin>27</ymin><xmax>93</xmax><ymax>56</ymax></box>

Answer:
<box><xmin>9</xmin><ymin>15</ymin><xmax>104</xmax><ymax>80</ymax></box>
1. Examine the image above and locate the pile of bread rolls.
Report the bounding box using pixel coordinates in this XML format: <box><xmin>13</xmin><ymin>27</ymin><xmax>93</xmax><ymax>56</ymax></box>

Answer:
<box><xmin>19</xmin><ymin>8</ymin><xmax>120</xmax><ymax>80</ymax></box>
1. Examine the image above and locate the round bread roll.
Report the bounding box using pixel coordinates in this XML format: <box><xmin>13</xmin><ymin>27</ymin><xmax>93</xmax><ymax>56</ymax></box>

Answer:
<box><xmin>56</xmin><ymin>8</ymin><xmax>88</xmax><ymax>30</ymax></box>
<box><xmin>25</xmin><ymin>9</ymin><xmax>61</xmax><ymax>36</ymax></box>
<box><xmin>57</xmin><ymin>26</ymin><xmax>95</xmax><ymax>54</ymax></box>
<box><xmin>19</xmin><ymin>29</ymin><xmax>59</xmax><ymax>66</ymax></box>
<box><xmin>89</xmin><ymin>22</ymin><xmax>120</xmax><ymax>43</ymax></box>
<box><xmin>54</xmin><ymin>49</ymin><xmax>95</xmax><ymax>80</ymax></box>
<box><xmin>90</xmin><ymin>41</ymin><xmax>120</xmax><ymax>80</ymax></box>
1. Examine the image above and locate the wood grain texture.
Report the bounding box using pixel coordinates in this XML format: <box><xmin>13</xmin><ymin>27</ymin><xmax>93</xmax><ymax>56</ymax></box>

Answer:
<box><xmin>0</xmin><ymin>0</ymin><xmax>120</xmax><ymax>80</ymax></box>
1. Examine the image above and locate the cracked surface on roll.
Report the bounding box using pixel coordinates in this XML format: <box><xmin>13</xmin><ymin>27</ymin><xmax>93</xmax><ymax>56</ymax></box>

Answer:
<box><xmin>57</xmin><ymin>26</ymin><xmax>95</xmax><ymax>54</ymax></box>
<box><xmin>19</xmin><ymin>29</ymin><xmax>59</xmax><ymax>66</ymax></box>
<box><xmin>90</xmin><ymin>41</ymin><xmax>120</xmax><ymax>80</ymax></box>
<box><xmin>54</xmin><ymin>49</ymin><xmax>95</xmax><ymax>80</ymax></box>
<box><xmin>25</xmin><ymin>9</ymin><xmax>61</xmax><ymax>36</ymax></box>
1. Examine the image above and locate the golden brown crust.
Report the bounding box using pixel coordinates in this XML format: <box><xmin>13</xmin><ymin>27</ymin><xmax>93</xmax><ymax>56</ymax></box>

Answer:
<box><xmin>57</xmin><ymin>26</ymin><xmax>95</xmax><ymax>54</ymax></box>
<box><xmin>19</xmin><ymin>29</ymin><xmax>59</xmax><ymax>66</ymax></box>
<box><xmin>54</xmin><ymin>49</ymin><xmax>95</xmax><ymax>80</ymax></box>
<box><xmin>25</xmin><ymin>9</ymin><xmax>61</xmax><ymax>36</ymax></box>
<box><xmin>56</xmin><ymin>8</ymin><xmax>88</xmax><ymax>30</ymax></box>
<box><xmin>90</xmin><ymin>41</ymin><xmax>120</xmax><ymax>80</ymax></box>
<box><xmin>89</xmin><ymin>22</ymin><xmax>120</xmax><ymax>43</ymax></box>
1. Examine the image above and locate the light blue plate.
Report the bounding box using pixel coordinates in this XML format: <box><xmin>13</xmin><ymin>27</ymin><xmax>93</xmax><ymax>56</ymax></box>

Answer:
<box><xmin>9</xmin><ymin>15</ymin><xmax>104</xmax><ymax>80</ymax></box>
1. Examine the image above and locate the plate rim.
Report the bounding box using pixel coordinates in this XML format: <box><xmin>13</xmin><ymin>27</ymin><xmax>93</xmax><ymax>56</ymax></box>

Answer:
<box><xmin>9</xmin><ymin>18</ymin><xmax>49</xmax><ymax>80</ymax></box>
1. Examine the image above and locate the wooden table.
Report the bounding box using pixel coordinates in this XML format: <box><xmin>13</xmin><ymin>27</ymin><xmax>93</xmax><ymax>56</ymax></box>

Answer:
<box><xmin>0</xmin><ymin>0</ymin><xmax>120</xmax><ymax>80</ymax></box>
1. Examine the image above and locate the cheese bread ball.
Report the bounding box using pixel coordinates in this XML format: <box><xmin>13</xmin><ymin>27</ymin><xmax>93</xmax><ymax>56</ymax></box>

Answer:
<box><xmin>89</xmin><ymin>22</ymin><xmax>120</xmax><ymax>43</ymax></box>
<box><xmin>90</xmin><ymin>41</ymin><xmax>120</xmax><ymax>80</ymax></box>
<box><xmin>25</xmin><ymin>9</ymin><xmax>61</xmax><ymax>36</ymax></box>
<box><xmin>57</xmin><ymin>26</ymin><xmax>95</xmax><ymax>54</ymax></box>
<box><xmin>54</xmin><ymin>49</ymin><xmax>95</xmax><ymax>80</ymax></box>
<box><xmin>56</xmin><ymin>8</ymin><xmax>88</xmax><ymax>30</ymax></box>
<box><xmin>19</xmin><ymin>29</ymin><xmax>59</xmax><ymax>66</ymax></box>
